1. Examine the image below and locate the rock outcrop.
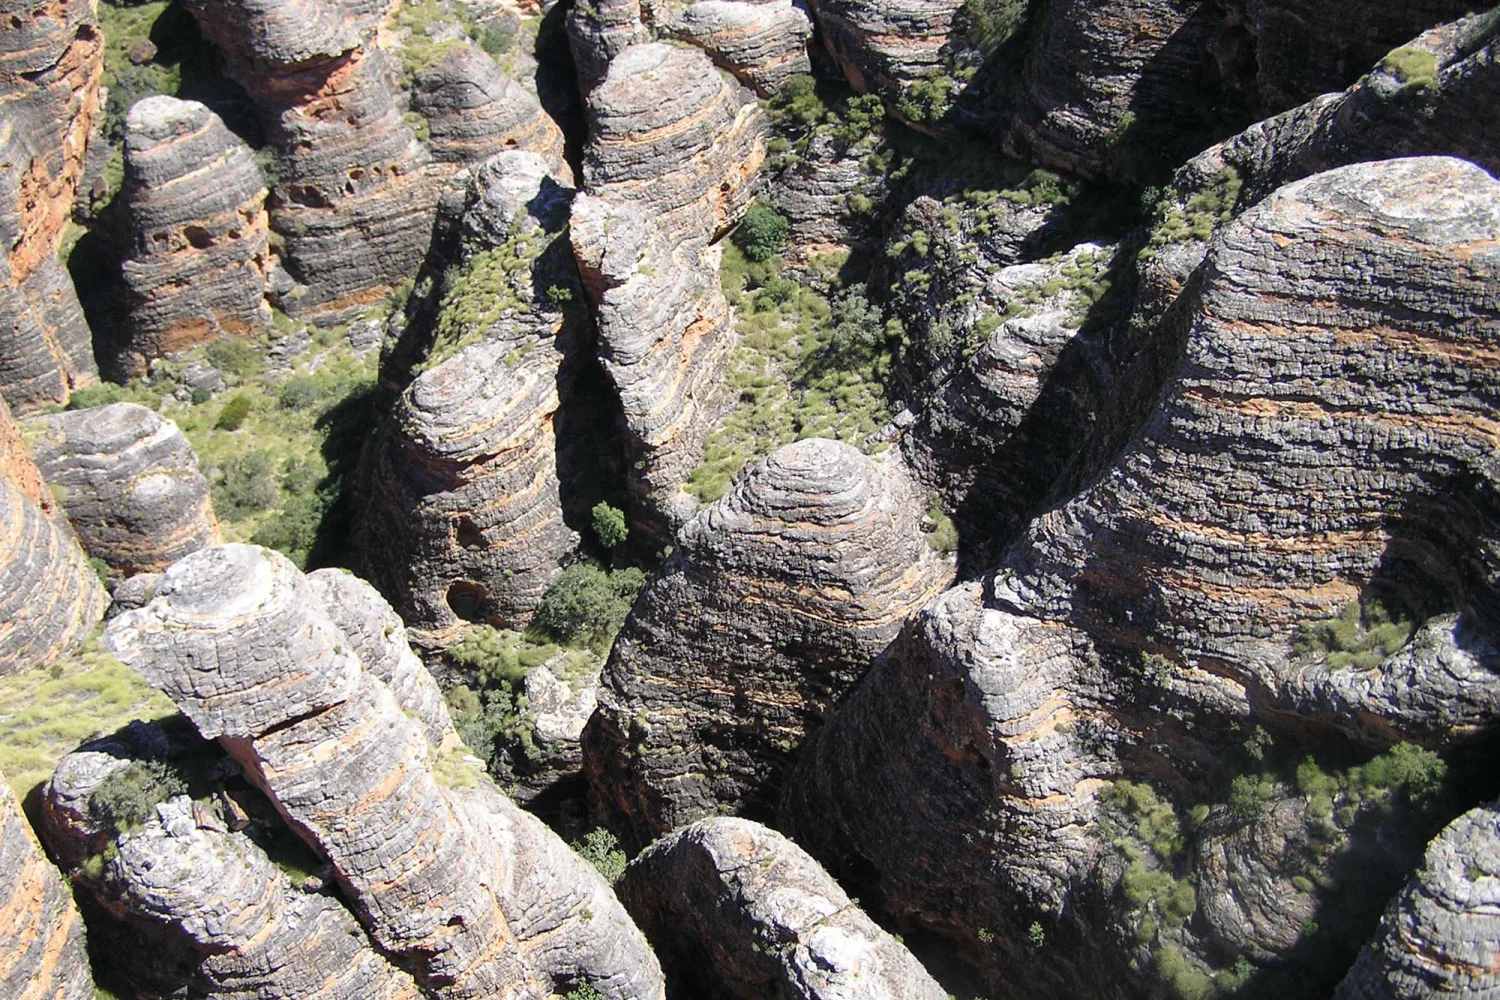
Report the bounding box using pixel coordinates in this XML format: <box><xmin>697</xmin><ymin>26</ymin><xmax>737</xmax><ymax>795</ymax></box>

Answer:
<box><xmin>0</xmin><ymin>769</ymin><xmax>93</xmax><ymax>1000</ymax></box>
<box><xmin>811</xmin><ymin>0</ymin><xmax>967</xmax><ymax>114</ymax></box>
<box><xmin>570</xmin><ymin>193</ymin><xmax>735</xmax><ymax>541</ymax></box>
<box><xmin>40</xmin><ymin>720</ymin><xmax>424</xmax><ymax>1000</ymax></box>
<box><xmin>27</xmin><ymin>403</ymin><xmax>220</xmax><ymax>579</ymax></box>
<box><xmin>566</xmin><ymin>0</ymin><xmax>649</xmax><ymax>93</ymax></box>
<box><xmin>1335</xmin><ymin>800</ymin><xmax>1500</xmax><ymax>1000</ymax></box>
<box><xmin>115</xmin><ymin>96</ymin><xmax>270</xmax><ymax>377</ymax></box>
<box><xmin>666</xmin><ymin>0</ymin><xmax>813</xmax><ymax>96</ymax></box>
<box><xmin>0</xmin><ymin>391</ymin><xmax>47</xmax><ymax>510</ymax></box>
<box><xmin>619</xmin><ymin>817</ymin><xmax>949</xmax><ymax>1000</ymax></box>
<box><xmin>411</xmin><ymin>44</ymin><xmax>570</xmax><ymax>178</ymax></box>
<box><xmin>360</xmin><ymin>152</ymin><xmax>581</xmax><ymax>640</ymax></box>
<box><xmin>582</xmin><ymin>41</ymin><xmax>767</xmax><ymax>246</ymax></box>
<box><xmin>0</xmin><ymin>0</ymin><xmax>102</xmax><ymax>412</ymax></box>
<box><xmin>784</xmin><ymin>157</ymin><xmax>1500</xmax><ymax>995</ymax></box>
<box><xmin>0</xmin><ymin>470</ymin><xmax>108</xmax><ymax>676</ymax></box>
<box><xmin>106</xmin><ymin>544</ymin><xmax>666</xmax><ymax>1000</ymax></box>
<box><xmin>774</xmin><ymin>132</ymin><xmax>887</xmax><ymax>252</ymax></box>
<box><xmin>183</xmin><ymin>0</ymin><xmax>442</xmax><ymax>321</ymax></box>
<box><xmin>584</xmin><ymin>438</ymin><xmax>950</xmax><ymax>840</ymax></box>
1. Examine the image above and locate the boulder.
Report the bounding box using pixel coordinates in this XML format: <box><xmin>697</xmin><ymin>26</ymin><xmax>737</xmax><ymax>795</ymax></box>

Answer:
<box><xmin>115</xmin><ymin>96</ymin><xmax>270</xmax><ymax>376</ymax></box>
<box><xmin>27</xmin><ymin>402</ymin><xmax>220</xmax><ymax>579</ymax></box>
<box><xmin>667</xmin><ymin>0</ymin><xmax>813</xmax><ymax>96</ymax></box>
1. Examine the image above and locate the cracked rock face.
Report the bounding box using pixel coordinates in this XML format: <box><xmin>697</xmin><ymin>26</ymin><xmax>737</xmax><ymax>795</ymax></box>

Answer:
<box><xmin>0</xmin><ymin>469</ymin><xmax>107</xmax><ymax>676</ymax></box>
<box><xmin>1335</xmin><ymin>800</ymin><xmax>1500</xmax><ymax>1000</ymax></box>
<box><xmin>411</xmin><ymin>43</ymin><xmax>570</xmax><ymax>179</ymax></box>
<box><xmin>184</xmin><ymin>0</ymin><xmax>442</xmax><ymax>322</ymax></box>
<box><xmin>566</xmin><ymin>0</ymin><xmax>650</xmax><ymax>93</ymax></box>
<box><xmin>28</xmin><ymin>403</ymin><xmax>221</xmax><ymax>579</ymax></box>
<box><xmin>105</xmin><ymin>544</ymin><xmax>666</xmax><ymax>1000</ymax></box>
<box><xmin>784</xmin><ymin>157</ymin><xmax>1500</xmax><ymax>993</ymax></box>
<box><xmin>0</xmin><ymin>769</ymin><xmax>94</xmax><ymax>1000</ymax></box>
<box><xmin>619</xmin><ymin>817</ymin><xmax>949</xmax><ymax>1000</ymax></box>
<box><xmin>115</xmin><ymin>96</ymin><xmax>271</xmax><ymax>377</ymax></box>
<box><xmin>811</xmin><ymin>0</ymin><xmax>967</xmax><ymax>111</ymax></box>
<box><xmin>667</xmin><ymin>0</ymin><xmax>813</xmax><ymax>96</ymax></box>
<box><xmin>0</xmin><ymin>0</ymin><xmax>102</xmax><ymax>412</ymax></box>
<box><xmin>583</xmin><ymin>438</ymin><xmax>950</xmax><ymax>841</ymax></box>
<box><xmin>582</xmin><ymin>41</ymin><xmax>767</xmax><ymax>247</ymax></box>
<box><xmin>570</xmin><ymin>192</ymin><xmax>736</xmax><ymax>542</ymax></box>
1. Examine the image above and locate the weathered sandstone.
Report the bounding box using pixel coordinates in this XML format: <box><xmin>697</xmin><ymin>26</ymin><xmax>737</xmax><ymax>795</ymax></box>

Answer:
<box><xmin>667</xmin><ymin>0</ymin><xmax>812</xmax><ymax>96</ymax></box>
<box><xmin>28</xmin><ymin>403</ymin><xmax>220</xmax><ymax>578</ymax></box>
<box><xmin>584</xmin><ymin>438</ymin><xmax>950</xmax><ymax>840</ymax></box>
<box><xmin>565</xmin><ymin>0</ymin><xmax>649</xmax><ymax>92</ymax></box>
<box><xmin>0</xmin><ymin>768</ymin><xmax>93</xmax><ymax>1000</ymax></box>
<box><xmin>106</xmin><ymin>544</ymin><xmax>667</xmax><ymax>1000</ymax></box>
<box><xmin>116</xmin><ymin>96</ymin><xmax>270</xmax><ymax>376</ymax></box>
<box><xmin>619</xmin><ymin>817</ymin><xmax>949</xmax><ymax>1000</ymax></box>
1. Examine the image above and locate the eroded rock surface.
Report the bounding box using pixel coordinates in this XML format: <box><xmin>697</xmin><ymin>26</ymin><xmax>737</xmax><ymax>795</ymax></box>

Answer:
<box><xmin>784</xmin><ymin>157</ymin><xmax>1500</xmax><ymax>995</ymax></box>
<box><xmin>116</xmin><ymin>96</ymin><xmax>270</xmax><ymax>376</ymax></box>
<box><xmin>667</xmin><ymin>0</ymin><xmax>812</xmax><ymax>96</ymax></box>
<box><xmin>412</xmin><ymin>43</ymin><xmax>570</xmax><ymax>178</ymax></box>
<box><xmin>0</xmin><ymin>0</ymin><xmax>102</xmax><ymax>411</ymax></box>
<box><xmin>584</xmin><ymin>438</ymin><xmax>950</xmax><ymax>840</ymax></box>
<box><xmin>0</xmin><ymin>769</ymin><xmax>93</xmax><ymax>1000</ymax></box>
<box><xmin>619</xmin><ymin>817</ymin><xmax>948</xmax><ymax>1000</ymax></box>
<box><xmin>28</xmin><ymin>403</ymin><xmax>220</xmax><ymax>579</ymax></box>
<box><xmin>106</xmin><ymin>544</ymin><xmax>666</xmax><ymax>1000</ymax></box>
<box><xmin>566</xmin><ymin>0</ymin><xmax>649</xmax><ymax>93</ymax></box>
<box><xmin>1335</xmin><ymin>800</ymin><xmax>1500</xmax><ymax>1000</ymax></box>
<box><xmin>0</xmin><ymin>471</ymin><xmax>107</xmax><ymax>676</ymax></box>
<box><xmin>184</xmin><ymin>0</ymin><xmax>442</xmax><ymax>321</ymax></box>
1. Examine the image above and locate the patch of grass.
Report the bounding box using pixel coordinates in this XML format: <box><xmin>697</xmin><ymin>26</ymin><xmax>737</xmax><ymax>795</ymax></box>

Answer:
<box><xmin>421</xmin><ymin>229</ymin><xmax>544</xmax><ymax>372</ymax></box>
<box><xmin>1380</xmin><ymin>46</ymin><xmax>1439</xmax><ymax>90</ymax></box>
<box><xmin>0</xmin><ymin>632</ymin><xmax>175</xmax><ymax>802</ymax></box>
<box><xmin>687</xmin><ymin>248</ymin><xmax>893</xmax><ymax>503</ymax></box>
<box><xmin>1142</xmin><ymin>165</ymin><xmax>1244</xmax><ymax>253</ymax></box>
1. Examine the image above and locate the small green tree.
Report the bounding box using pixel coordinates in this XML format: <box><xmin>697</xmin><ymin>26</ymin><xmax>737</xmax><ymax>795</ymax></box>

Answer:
<box><xmin>532</xmin><ymin>563</ymin><xmax>646</xmax><ymax>650</ymax></box>
<box><xmin>215</xmin><ymin>395</ymin><xmax>254</xmax><ymax>431</ymax></box>
<box><xmin>571</xmin><ymin>827</ymin><xmax>627</xmax><ymax>883</ymax></box>
<box><xmin>735</xmin><ymin>199</ymin><xmax>790</xmax><ymax>262</ymax></box>
<box><xmin>590</xmin><ymin>502</ymin><xmax>629</xmax><ymax>550</ymax></box>
<box><xmin>91</xmin><ymin>760</ymin><xmax>187</xmax><ymax>831</ymax></box>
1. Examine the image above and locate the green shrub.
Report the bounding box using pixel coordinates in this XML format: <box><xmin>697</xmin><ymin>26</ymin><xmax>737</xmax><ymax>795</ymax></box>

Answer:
<box><xmin>565</xmin><ymin>986</ymin><xmax>603</xmax><ymax>1000</ymax></box>
<box><xmin>571</xmin><ymin>827</ymin><xmax>627</xmax><ymax>883</ymax></box>
<box><xmin>735</xmin><ymin>199</ymin><xmax>790</xmax><ymax>262</ymax></box>
<box><xmin>925</xmin><ymin>506</ymin><xmax>959</xmax><ymax>554</ymax></box>
<box><xmin>66</xmin><ymin>380</ymin><xmax>160</xmax><ymax>411</ymax></box>
<box><xmin>1350</xmin><ymin>742</ymin><xmax>1446</xmax><ymax>804</ymax></box>
<box><xmin>591</xmin><ymin>502</ymin><xmax>629</xmax><ymax>550</ymax></box>
<box><xmin>766</xmin><ymin>74</ymin><xmax>827</xmax><ymax>130</ymax></box>
<box><xmin>91</xmin><ymin>760</ymin><xmax>186</xmax><ymax>831</ymax></box>
<box><xmin>215</xmin><ymin>394</ymin><xmax>254</xmax><ymax>431</ymax></box>
<box><xmin>1154</xmin><ymin>946</ymin><xmax>1214</xmax><ymax>1000</ymax></box>
<box><xmin>475</xmin><ymin>22</ymin><xmax>516</xmax><ymax>57</ymax></box>
<box><xmin>1293</xmin><ymin>597</ymin><xmax>1415</xmax><ymax>670</ymax></box>
<box><xmin>1026</xmin><ymin>921</ymin><xmax>1045</xmax><ymax>949</ymax></box>
<box><xmin>964</xmin><ymin>0</ymin><xmax>1029</xmax><ymax>54</ymax></box>
<box><xmin>532</xmin><ymin>564</ymin><xmax>646</xmax><ymax>650</ymax></box>
<box><xmin>277</xmin><ymin>376</ymin><xmax>321</xmax><ymax>411</ymax></box>
<box><xmin>205</xmin><ymin>338</ymin><xmax>264</xmax><ymax>379</ymax></box>
<box><xmin>447</xmin><ymin>681</ymin><xmax>537</xmax><ymax>766</ymax></box>
<box><xmin>449</xmin><ymin>626</ymin><xmax>555</xmax><ymax>688</ymax></box>
<box><xmin>212</xmin><ymin>450</ymin><xmax>278</xmax><ymax>518</ymax></box>
<box><xmin>1228</xmin><ymin>775</ymin><xmax>1276</xmax><ymax>822</ymax></box>
<box><xmin>1106</xmin><ymin>780</ymin><xmax>1184</xmax><ymax>861</ymax></box>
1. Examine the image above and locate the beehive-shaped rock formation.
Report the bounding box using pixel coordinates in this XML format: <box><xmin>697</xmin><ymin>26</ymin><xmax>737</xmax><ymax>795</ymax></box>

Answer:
<box><xmin>116</xmin><ymin>97</ymin><xmax>270</xmax><ymax>375</ymax></box>
<box><xmin>667</xmin><ymin>0</ymin><xmax>812</xmax><ymax>96</ymax></box>
<box><xmin>105</xmin><ymin>544</ymin><xmax>666</xmax><ymax>1000</ymax></box>
<box><xmin>813</xmin><ymin>0</ymin><xmax>966</xmax><ymax>110</ymax></box>
<box><xmin>412</xmin><ymin>43</ymin><xmax>570</xmax><ymax>178</ymax></box>
<box><xmin>582</xmin><ymin>41</ymin><xmax>767</xmax><ymax>247</ymax></box>
<box><xmin>28</xmin><ymin>403</ymin><xmax>220</xmax><ymax>578</ymax></box>
<box><xmin>584</xmin><ymin>438</ymin><xmax>950</xmax><ymax>839</ymax></box>
<box><xmin>0</xmin><ymin>471</ymin><xmax>107</xmax><ymax>676</ymax></box>
<box><xmin>0</xmin><ymin>769</ymin><xmax>93</xmax><ymax>1000</ymax></box>
<box><xmin>0</xmin><ymin>0</ymin><xmax>102</xmax><ymax>412</ymax></box>
<box><xmin>570</xmin><ymin>192</ymin><xmax>735</xmax><ymax>542</ymax></box>
<box><xmin>783</xmin><ymin>157</ymin><xmax>1500</xmax><ymax>992</ymax></box>
<box><xmin>1335</xmin><ymin>800</ymin><xmax>1500</xmax><ymax>1000</ymax></box>
<box><xmin>183</xmin><ymin>0</ymin><xmax>442</xmax><ymax>321</ymax></box>
<box><xmin>620</xmin><ymin>817</ymin><xmax>949</xmax><ymax>1000</ymax></box>
<box><xmin>566</xmin><ymin>0</ymin><xmax>649</xmax><ymax>92</ymax></box>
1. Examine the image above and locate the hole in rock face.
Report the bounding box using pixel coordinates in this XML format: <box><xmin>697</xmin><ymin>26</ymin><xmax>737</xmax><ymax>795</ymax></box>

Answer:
<box><xmin>455</xmin><ymin>516</ymin><xmax>486</xmax><ymax>550</ymax></box>
<box><xmin>446</xmin><ymin>581</ymin><xmax>490</xmax><ymax>623</ymax></box>
<box><xmin>183</xmin><ymin>225</ymin><xmax>213</xmax><ymax>249</ymax></box>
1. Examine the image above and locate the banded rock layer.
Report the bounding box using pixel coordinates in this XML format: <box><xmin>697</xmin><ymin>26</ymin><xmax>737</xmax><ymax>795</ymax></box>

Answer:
<box><xmin>0</xmin><ymin>471</ymin><xmax>107</xmax><ymax>676</ymax></box>
<box><xmin>620</xmin><ymin>817</ymin><xmax>949</xmax><ymax>1000</ymax></box>
<box><xmin>117</xmin><ymin>97</ymin><xmax>270</xmax><ymax>376</ymax></box>
<box><xmin>582</xmin><ymin>41</ymin><xmax>767</xmax><ymax>247</ymax></box>
<box><xmin>785</xmin><ymin>157</ymin><xmax>1500</xmax><ymax>992</ymax></box>
<box><xmin>584</xmin><ymin>438</ymin><xmax>950</xmax><ymax>840</ymax></box>
<box><xmin>565</xmin><ymin>0</ymin><xmax>649</xmax><ymax>93</ymax></box>
<box><xmin>184</xmin><ymin>0</ymin><xmax>442</xmax><ymax>321</ymax></box>
<box><xmin>570</xmin><ymin>192</ymin><xmax>735</xmax><ymax>543</ymax></box>
<box><xmin>28</xmin><ymin>402</ymin><xmax>220</xmax><ymax>578</ymax></box>
<box><xmin>0</xmin><ymin>0</ymin><xmax>101</xmax><ymax>411</ymax></box>
<box><xmin>813</xmin><ymin>0</ymin><xmax>967</xmax><ymax>108</ymax></box>
<box><xmin>667</xmin><ymin>0</ymin><xmax>813</xmax><ymax>96</ymax></box>
<box><xmin>41</xmin><ymin>721</ymin><xmax>424</xmax><ymax>1000</ymax></box>
<box><xmin>106</xmin><ymin>544</ymin><xmax>666</xmax><ymax>1000</ymax></box>
<box><xmin>0</xmin><ymin>770</ymin><xmax>93</xmax><ymax>1000</ymax></box>
<box><xmin>1335</xmin><ymin>800</ymin><xmax>1500</xmax><ymax>1000</ymax></box>
<box><xmin>412</xmin><ymin>44</ymin><xmax>570</xmax><ymax>178</ymax></box>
